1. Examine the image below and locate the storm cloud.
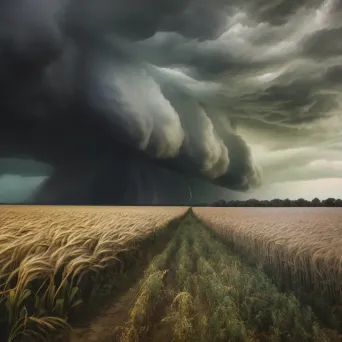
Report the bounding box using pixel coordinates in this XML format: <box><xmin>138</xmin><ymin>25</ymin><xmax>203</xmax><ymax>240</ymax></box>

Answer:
<box><xmin>0</xmin><ymin>0</ymin><xmax>341</xmax><ymax>204</ymax></box>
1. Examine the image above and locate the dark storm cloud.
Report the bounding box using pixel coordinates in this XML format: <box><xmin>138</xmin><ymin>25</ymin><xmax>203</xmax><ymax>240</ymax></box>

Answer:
<box><xmin>301</xmin><ymin>27</ymin><xmax>342</xmax><ymax>58</ymax></box>
<box><xmin>249</xmin><ymin>0</ymin><xmax>324</xmax><ymax>25</ymax></box>
<box><xmin>65</xmin><ymin>0</ymin><xmax>193</xmax><ymax>40</ymax></box>
<box><xmin>160</xmin><ymin>0</ymin><xmax>230</xmax><ymax>39</ymax></box>
<box><xmin>0</xmin><ymin>0</ymin><xmax>341</xmax><ymax>204</ymax></box>
<box><xmin>325</xmin><ymin>65</ymin><xmax>342</xmax><ymax>85</ymax></box>
<box><xmin>210</xmin><ymin>117</ymin><xmax>262</xmax><ymax>190</ymax></box>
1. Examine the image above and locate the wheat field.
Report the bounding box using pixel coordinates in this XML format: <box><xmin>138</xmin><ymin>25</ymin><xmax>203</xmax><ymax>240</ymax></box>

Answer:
<box><xmin>0</xmin><ymin>205</ymin><xmax>341</xmax><ymax>341</ymax></box>
<box><xmin>72</xmin><ymin>214</ymin><xmax>340</xmax><ymax>342</ymax></box>
<box><xmin>0</xmin><ymin>205</ymin><xmax>188</xmax><ymax>341</ymax></box>
<box><xmin>193</xmin><ymin>207</ymin><xmax>342</xmax><ymax>303</ymax></box>
<box><xmin>0</xmin><ymin>206</ymin><xmax>188</xmax><ymax>280</ymax></box>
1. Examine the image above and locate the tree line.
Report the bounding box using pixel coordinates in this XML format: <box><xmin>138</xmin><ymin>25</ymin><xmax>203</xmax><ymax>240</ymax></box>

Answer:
<box><xmin>210</xmin><ymin>197</ymin><xmax>342</xmax><ymax>207</ymax></box>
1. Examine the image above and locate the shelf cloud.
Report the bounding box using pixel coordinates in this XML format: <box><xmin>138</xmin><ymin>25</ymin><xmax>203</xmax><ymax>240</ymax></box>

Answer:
<box><xmin>0</xmin><ymin>0</ymin><xmax>341</xmax><ymax>204</ymax></box>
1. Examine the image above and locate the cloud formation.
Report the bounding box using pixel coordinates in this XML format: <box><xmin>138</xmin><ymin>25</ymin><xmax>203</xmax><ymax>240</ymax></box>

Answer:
<box><xmin>0</xmin><ymin>0</ymin><xmax>341</xmax><ymax>203</ymax></box>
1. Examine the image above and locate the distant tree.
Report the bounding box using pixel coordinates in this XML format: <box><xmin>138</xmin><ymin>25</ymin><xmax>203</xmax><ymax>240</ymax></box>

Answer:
<box><xmin>263</xmin><ymin>200</ymin><xmax>271</xmax><ymax>207</ymax></box>
<box><xmin>322</xmin><ymin>198</ymin><xmax>336</xmax><ymax>207</ymax></box>
<box><xmin>311</xmin><ymin>197</ymin><xmax>321</xmax><ymax>207</ymax></box>
<box><xmin>210</xmin><ymin>197</ymin><xmax>341</xmax><ymax>207</ymax></box>
<box><xmin>334</xmin><ymin>199</ymin><xmax>342</xmax><ymax>207</ymax></box>
<box><xmin>293</xmin><ymin>198</ymin><xmax>306</xmax><ymax>207</ymax></box>
<box><xmin>283</xmin><ymin>198</ymin><xmax>292</xmax><ymax>207</ymax></box>
<box><xmin>233</xmin><ymin>200</ymin><xmax>240</xmax><ymax>207</ymax></box>
<box><xmin>245</xmin><ymin>199</ymin><xmax>259</xmax><ymax>207</ymax></box>
<box><xmin>271</xmin><ymin>198</ymin><xmax>283</xmax><ymax>207</ymax></box>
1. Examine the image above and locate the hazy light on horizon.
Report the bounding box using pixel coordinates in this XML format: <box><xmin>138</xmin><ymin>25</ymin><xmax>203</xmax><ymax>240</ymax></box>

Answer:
<box><xmin>240</xmin><ymin>178</ymin><xmax>342</xmax><ymax>201</ymax></box>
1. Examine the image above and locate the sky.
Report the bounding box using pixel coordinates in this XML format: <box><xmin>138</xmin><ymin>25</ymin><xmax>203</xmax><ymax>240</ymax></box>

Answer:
<box><xmin>0</xmin><ymin>0</ymin><xmax>341</xmax><ymax>204</ymax></box>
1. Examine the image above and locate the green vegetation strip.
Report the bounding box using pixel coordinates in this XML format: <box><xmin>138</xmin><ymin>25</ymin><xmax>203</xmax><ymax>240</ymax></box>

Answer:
<box><xmin>120</xmin><ymin>225</ymin><xmax>181</xmax><ymax>341</ymax></box>
<box><xmin>118</xmin><ymin>217</ymin><xmax>340</xmax><ymax>342</ymax></box>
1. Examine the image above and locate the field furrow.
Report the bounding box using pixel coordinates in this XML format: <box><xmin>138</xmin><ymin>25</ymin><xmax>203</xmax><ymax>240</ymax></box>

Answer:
<box><xmin>71</xmin><ymin>216</ymin><xmax>339</xmax><ymax>342</ymax></box>
<box><xmin>193</xmin><ymin>207</ymin><xmax>342</xmax><ymax>298</ymax></box>
<box><xmin>0</xmin><ymin>206</ymin><xmax>341</xmax><ymax>341</ymax></box>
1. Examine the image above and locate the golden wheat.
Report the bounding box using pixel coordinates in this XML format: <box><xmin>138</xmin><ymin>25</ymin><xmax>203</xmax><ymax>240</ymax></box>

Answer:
<box><xmin>0</xmin><ymin>205</ymin><xmax>188</xmax><ymax>339</ymax></box>
<box><xmin>193</xmin><ymin>207</ymin><xmax>342</xmax><ymax>302</ymax></box>
<box><xmin>0</xmin><ymin>206</ymin><xmax>187</xmax><ymax>292</ymax></box>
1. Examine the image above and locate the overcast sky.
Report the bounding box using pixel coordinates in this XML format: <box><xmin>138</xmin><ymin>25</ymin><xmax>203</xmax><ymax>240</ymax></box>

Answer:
<box><xmin>0</xmin><ymin>0</ymin><xmax>341</xmax><ymax>203</ymax></box>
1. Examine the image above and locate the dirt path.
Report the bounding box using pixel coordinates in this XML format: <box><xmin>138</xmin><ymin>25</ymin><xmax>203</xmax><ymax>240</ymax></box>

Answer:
<box><xmin>69</xmin><ymin>225</ymin><xmax>181</xmax><ymax>342</ymax></box>
<box><xmin>70</xmin><ymin>264</ymin><xmax>177</xmax><ymax>342</ymax></box>
<box><xmin>71</xmin><ymin>285</ymin><xmax>137</xmax><ymax>342</ymax></box>
<box><xmin>68</xmin><ymin>217</ymin><xmax>218</xmax><ymax>342</ymax></box>
<box><xmin>66</xmin><ymin>214</ymin><xmax>340</xmax><ymax>342</ymax></box>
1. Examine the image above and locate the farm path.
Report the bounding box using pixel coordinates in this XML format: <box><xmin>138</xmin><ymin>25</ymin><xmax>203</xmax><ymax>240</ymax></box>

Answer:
<box><xmin>70</xmin><ymin>283</ymin><xmax>137</xmax><ymax>342</ymax></box>
<box><xmin>69</xmin><ymin>216</ymin><xmax>184</xmax><ymax>342</ymax></box>
<box><xmin>67</xmin><ymin>211</ymin><xmax>340</xmax><ymax>342</ymax></box>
